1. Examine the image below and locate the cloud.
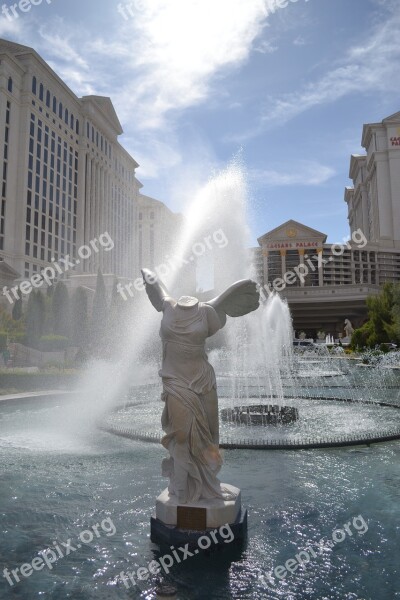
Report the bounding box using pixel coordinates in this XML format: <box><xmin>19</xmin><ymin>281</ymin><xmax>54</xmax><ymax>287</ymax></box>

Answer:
<box><xmin>38</xmin><ymin>25</ymin><xmax>89</xmax><ymax>70</ymax></box>
<box><xmin>124</xmin><ymin>133</ymin><xmax>183</xmax><ymax>179</ymax></box>
<box><xmin>23</xmin><ymin>0</ymin><xmax>274</xmax><ymax>179</ymax></box>
<box><xmin>43</xmin><ymin>0</ymin><xmax>272</xmax><ymax>132</ymax></box>
<box><xmin>0</xmin><ymin>15</ymin><xmax>22</xmax><ymax>36</ymax></box>
<box><xmin>250</xmin><ymin>161</ymin><xmax>336</xmax><ymax>186</ymax></box>
<box><xmin>254</xmin><ymin>39</ymin><xmax>278</xmax><ymax>53</ymax></box>
<box><xmin>234</xmin><ymin>3</ymin><xmax>400</xmax><ymax>139</ymax></box>
<box><xmin>293</xmin><ymin>35</ymin><xmax>306</xmax><ymax>46</ymax></box>
<box><xmin>104</xmin><ymin>0</ymin><xmax>271</xmax><ymax>129</ymax></box>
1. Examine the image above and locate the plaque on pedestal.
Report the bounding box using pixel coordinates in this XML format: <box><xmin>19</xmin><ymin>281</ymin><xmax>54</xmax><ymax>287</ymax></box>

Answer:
<box><xmin>150</xmin><ymin>484</ymin><xmax>247</xmax><ymax>548</ymax></box>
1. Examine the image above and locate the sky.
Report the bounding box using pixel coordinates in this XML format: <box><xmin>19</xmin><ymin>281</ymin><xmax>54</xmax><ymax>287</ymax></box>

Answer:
<box><xmin>1</xmin><ymin>0</ymin><xmax>399</xmax><ymax>246</ymax></box>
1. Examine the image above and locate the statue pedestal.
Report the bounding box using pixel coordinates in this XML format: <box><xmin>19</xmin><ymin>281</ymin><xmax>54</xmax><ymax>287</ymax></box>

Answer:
<box><xmin>150</xmin><ymin>484</ymin><xmax>247</xmax><ymax>548</ymax></box>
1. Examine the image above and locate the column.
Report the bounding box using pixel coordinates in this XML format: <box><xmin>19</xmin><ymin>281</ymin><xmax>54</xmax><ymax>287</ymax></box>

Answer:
<box><xmin>280</xmin><ymin>249</ymin><xmax>286</xmax><ymax>280</ymax></box>
<box><xmin>84</xmin><ymin>156</ymin><xmax>92</xmax><ymax>272</ymax></box>
<box><xmin>317</xmin><ymin>248</ymin><xmax>324</xmax><ymax>286</ymax></box>
<box><xmin>262</xmin><ymin>249</ymin><xmax>269</xmax><ymax>288</ymax></box>
<box><xmin>298</xmin><ymin>249</ymin><xmax>305</xmax><ymax>287</ymax></box>
<box><xmin>360</xmin><ymin>185</ymin><xmax>370</xmax><ymax>240</ymax></box>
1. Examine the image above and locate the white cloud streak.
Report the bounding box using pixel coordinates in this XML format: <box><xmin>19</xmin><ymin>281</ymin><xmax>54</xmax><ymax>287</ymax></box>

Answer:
<box><xmin>28</xmin><ymin>0</ymin><xmax>272</xmax><ymax>178</ymax></box>
<box><xmin>242</xmin><ymin>3</ymin><xmax>400</xmax><ymax>138</ymax></box>
<box><xmin>250</xmin><ymin>161</ymin><xmax>335</xmax><ymax>187</ymax></box>
<box><xmin>106</xmin><ymin>0</ymin><xmax>269</xmax><ymax>129</ymax></box>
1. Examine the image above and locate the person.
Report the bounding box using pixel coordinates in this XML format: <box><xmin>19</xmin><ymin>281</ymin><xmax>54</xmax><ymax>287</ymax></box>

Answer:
<box><xmin>142</xmin><ymin>268</ymin><xmax>259</xmax><ymax>504</ymax></box>
<box><xmin>2</xmin><ymin>347</ymin><xmax>10</xmax><ymax>367</ymax></box>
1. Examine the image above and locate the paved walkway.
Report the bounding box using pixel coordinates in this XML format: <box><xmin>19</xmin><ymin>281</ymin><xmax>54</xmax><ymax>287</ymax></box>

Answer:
<box><xmin>0</xmin><ymin>390</ymin><xmax>75</xmax><ymax>403</ymax></box>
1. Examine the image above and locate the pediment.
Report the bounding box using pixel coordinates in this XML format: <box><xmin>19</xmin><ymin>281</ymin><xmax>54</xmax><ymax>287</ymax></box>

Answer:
<box><xmin>81</xmin><ymin>96</ymin><xmax>123</xmax><ymax>135</ymax></box>
<box><xmin>0</xmin><ymin>260</ymin><xmax>20</xmax><ymax>279</ymax></box>
<box><xmin>258</xmin><ymin>220</ymin><xmax>327</xmax><ymax>246</ymax></box>
<box><xmin>0</xmin><ymin>39</ymin><xmax>34</xmax><ymax>55</ymax></box>
<box><xmin>383</xmin><ymin>111</ymin><xmax>400</xmax><ymax>124</ymax></box>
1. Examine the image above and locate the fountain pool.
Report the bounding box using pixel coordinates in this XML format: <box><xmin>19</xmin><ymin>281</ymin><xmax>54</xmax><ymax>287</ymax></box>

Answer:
<box><xmin>0</xmin><ymin>382</ymin><xmax>399</xmax><ymax>600</ymax></box>
<box><xmin>1</xmin><ymin>162</ymin><xmax>399</xmax><ymax>599</ymax></box>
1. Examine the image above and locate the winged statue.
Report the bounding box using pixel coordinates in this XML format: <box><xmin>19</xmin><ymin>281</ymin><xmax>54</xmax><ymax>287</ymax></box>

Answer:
<box><xmin>141</xmin><ymin>268</ymin><xmax>259</xmax><ymax>504</ymax></box>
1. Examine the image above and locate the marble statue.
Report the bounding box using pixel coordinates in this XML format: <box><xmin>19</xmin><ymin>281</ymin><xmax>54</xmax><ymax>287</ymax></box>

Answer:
<box><xmin>344</xmin><ymin>319</ymin><xmax>354</xmax><ymax>339</ymax></box>
<box><xmin>142</xmin><ymin>268</ymin><xmax>259</xmax><ymax>505</ymax></box>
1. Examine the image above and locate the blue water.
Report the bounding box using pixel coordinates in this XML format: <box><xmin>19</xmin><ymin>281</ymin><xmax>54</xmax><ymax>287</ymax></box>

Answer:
<box><xmin>0</xmin><ymin>394</ymin><xmax>399</xmax><ymax>600</ymax></box>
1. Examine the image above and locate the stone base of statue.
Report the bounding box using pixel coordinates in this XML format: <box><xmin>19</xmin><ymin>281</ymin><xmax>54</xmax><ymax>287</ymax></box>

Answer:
<box><xmin>150</xmin><ymin>484</ymin><xmax>247</xmax><ymax>549</ymax></box>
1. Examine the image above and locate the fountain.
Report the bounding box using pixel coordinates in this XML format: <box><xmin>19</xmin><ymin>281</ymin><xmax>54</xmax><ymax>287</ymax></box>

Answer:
<box><xmin>100</xmin><ymin>161</ymin><xmax>400</xmax><ymax>451</ymax></box>
<box><xmin>1</xmin><ymin>160</ymin><xmax>400</xmax><ymax>600</ymax></box>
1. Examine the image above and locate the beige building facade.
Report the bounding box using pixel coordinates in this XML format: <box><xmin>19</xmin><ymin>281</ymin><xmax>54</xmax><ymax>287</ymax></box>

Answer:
<box><xmin>137</xmin><ymin>194</ymin><xmax>183</xmax><ymax>272</ymax></box>
<box><xmin>0</xmin><ymin>39</ymin><xmax>181</xmax><ymax>300</ymax></box>
<box><xmin>253</xmin><ymin>111</ymin><xmax>400</xmax><ymax>336</ymax></box>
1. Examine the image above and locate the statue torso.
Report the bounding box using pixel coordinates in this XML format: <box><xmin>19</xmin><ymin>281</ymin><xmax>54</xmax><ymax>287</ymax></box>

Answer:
<box><xmin>159</xmin><ymin>299</ymin><xmax>222</xmax><ymax>394</ymax></box>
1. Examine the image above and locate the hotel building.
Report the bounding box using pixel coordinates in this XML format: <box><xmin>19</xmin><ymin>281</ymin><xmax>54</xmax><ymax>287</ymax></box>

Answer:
<box><xmin>253</xmin><ymin>111</ymin><xmax>400</xmax><ymax>336</ymax></box>
<box><xmin>137</xmin><ymin>194</ymin><xmax>183</xmax><ymax>271</ymax></box>
<box><xmin>0</xmin><ymin>38</ymin><xmax>181</xmax><ymax>299</ymax></box>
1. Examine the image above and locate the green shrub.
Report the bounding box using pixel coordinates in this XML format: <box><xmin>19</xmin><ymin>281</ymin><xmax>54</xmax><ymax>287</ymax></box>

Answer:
<box><xmin>38</xmin><ymin>335</ymin><xmax>69</xmax><ymax>352</ymax></box>
<box><xmin>0</xmin><ymin>331</ymin><xmax>8</xmax><ymax>352</ymax></box>
<box><xmin>350</xmin><ymin>328</ymin><xmax>367</xmax><ymax>350</ymax></box>
<box><xmin>0</xmin><ymin>332</ymin><xmax>7</xmax><ymax>351</ymax></box>
<box><xmin>9</xmin><ymin>332</ymin><xmax>27</xmax><ymax>345</ymax></box>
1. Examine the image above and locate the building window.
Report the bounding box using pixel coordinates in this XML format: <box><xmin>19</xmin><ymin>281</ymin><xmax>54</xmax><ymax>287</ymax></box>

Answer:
<box><xmin>65</xmin><ymin>108</ymin><xmax>69</xmax><ymax>125</ymax></box>
<box><xmin>53</xmin><ymin>96</ymin><xmax>57</xmax><ymax>113</ymax></box>
<box><xmin>32</xmin><ymin>76</ymin><xmax>37</xmax><ymax>95</ymax></box>
<box><xmin>7</xmin><ymin>77</ymin><xmax>12</xmax><ymax>93</ymax></box>
<box><xmin>0</xmin><ymin>101</ymin><xmax>11</xmax><ymax>250</ymax></box>
<box><xmin>150</xmin><ymin>227</ymin><xmax>154</xmax><ymax>265</ymax></box>
<box><xmin>39</xmin><ymin>83</ymin><xmax>44</xmax><ymax>101</ymax></box>
<box><xmin>46</xmin><ymin>90</ymin><xmax>51</xmax><ymax>108</ymax></box>
<box><xmin>58</xmin><ymin>102</ymin><xmax>63</xmax><ymax>119</ymax></box>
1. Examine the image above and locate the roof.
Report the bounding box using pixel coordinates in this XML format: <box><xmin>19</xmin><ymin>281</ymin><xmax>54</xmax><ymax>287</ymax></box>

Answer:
<box><xmin>258</xmin><ymin>220</ymin><xmax>327</xmax><ymax>245</ymax></box>
<box><xmin>81</xmin><ymin>96</ymin><xmax>123</xmax><ymax>136</ymax></box>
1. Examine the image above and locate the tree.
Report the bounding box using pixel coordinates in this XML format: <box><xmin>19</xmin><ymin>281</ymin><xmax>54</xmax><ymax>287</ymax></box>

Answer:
<box><xmin>52</xmin><ymin>282</ymin><xmax>70</xmax><ymax>338</ymax></box>
<box><xmin>71</xmin><ymin>287</ymin><xmax>88</xmax><ymax>348</ymax></box>
<box><xmin>0</xmin><ymin>304</ymin><xmax>25</xmax><ymax>340</ymax></box>
<box><xmin>391</xmin><ymin>283</ymin><xmax>400</xmax><ymax>340</ymax></box>
<box><xmin>12</xmin><ymin>296</ymin><xmax>23</xmax><ymax>321</ymax></box>
<box><xmin>351</xmin><ymin>283</ymin><xmax>400</xmax><ymax>349</ymax></box>
<box><xmin>104</xmin><ymin>277</ymin><xmax>132</xmax><ymax>357</ymax></box>
<box><xmin>109</xmin><ymin>276</ymin><xmax>121</xmax><ymax>314</ymax></box>
<box><xmin>90</xmin><ymin>269</ymin><xmax>108</xmax><ymax>350</ymax></box>
<box><xmin>26</xmin><ymin>291</ymin><xmax>45</xmax><ymax>347</ymax></box>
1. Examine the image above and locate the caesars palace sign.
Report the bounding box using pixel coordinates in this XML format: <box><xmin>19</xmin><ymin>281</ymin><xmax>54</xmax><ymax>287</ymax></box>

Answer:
<box><xmin>390</xmin><ymin>127</ymin><xmax>400</xmax><ymax>147</ymax></box>
<box><xmin>265</xmin><ymin>241</ymin><xmax>321</xmax><ymax>250</ymax></box>
<box><xmin>264</xmin><ymin>227</ymin><xmax>322</xmax><ymax>250</ymax></box>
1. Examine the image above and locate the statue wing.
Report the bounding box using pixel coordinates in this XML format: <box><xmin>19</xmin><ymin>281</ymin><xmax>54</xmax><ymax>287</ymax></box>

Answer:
<box><xmin>206</xmin><ymin>279</ymin><xmax>259</xmax><ymax>317</ymax></box>
<box><xmin>141</xmin><ymin>268</ymin><xmax>172</xmax><ymax>312</ymax></box>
